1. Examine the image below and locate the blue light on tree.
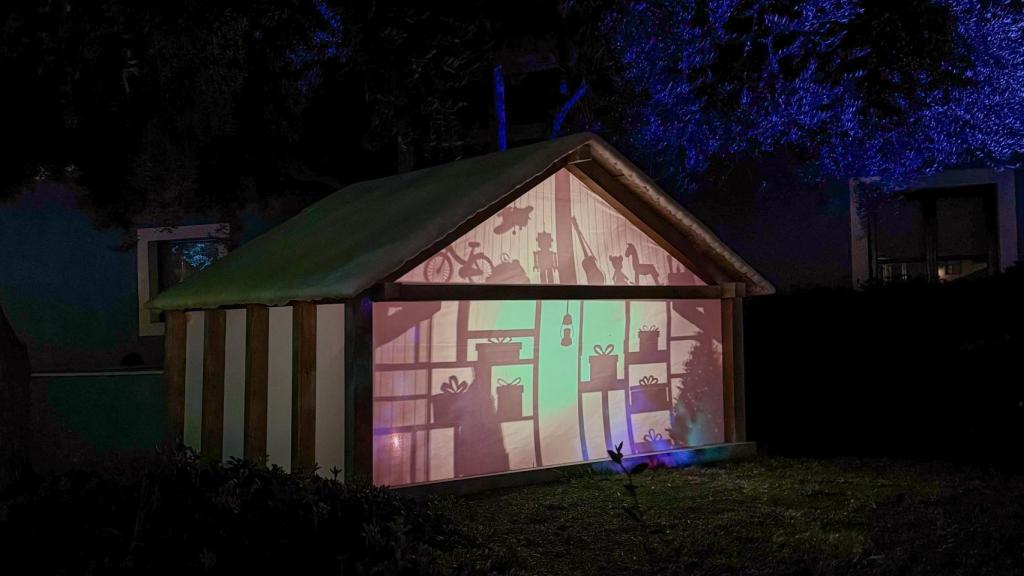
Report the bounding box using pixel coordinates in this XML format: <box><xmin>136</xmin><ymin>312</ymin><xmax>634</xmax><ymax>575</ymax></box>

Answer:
<box><xmin>606</xmin><ymin>0</ymin><xmax>1024</xmax><ymax>193</ymax></box>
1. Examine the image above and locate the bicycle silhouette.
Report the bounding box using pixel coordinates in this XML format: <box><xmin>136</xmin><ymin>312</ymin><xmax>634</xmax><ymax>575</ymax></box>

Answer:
<box><xmin>423</xmin><ymin>242</ymin><xmax>494</xmax><ymax>282</ymax></box>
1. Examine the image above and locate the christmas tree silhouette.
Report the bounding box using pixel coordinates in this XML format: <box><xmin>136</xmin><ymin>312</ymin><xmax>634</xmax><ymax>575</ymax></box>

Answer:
<box><xmin>667</xmin><ymin>338</ymin><xmax>722</xmax><ymax>447</ymax></box>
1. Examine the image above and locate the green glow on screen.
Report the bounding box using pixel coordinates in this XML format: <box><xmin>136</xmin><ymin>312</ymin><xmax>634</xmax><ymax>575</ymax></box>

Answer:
<box><xmin>371</xmin><ymin>298</ymin><xmax>724</xmax><ymax>486</ymax></box>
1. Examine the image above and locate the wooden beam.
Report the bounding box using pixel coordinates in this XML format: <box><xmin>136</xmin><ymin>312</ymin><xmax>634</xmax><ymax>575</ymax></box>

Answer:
<box><xmin>244</xmin><ymin>304</ymin><xmax>269</xmax><ymax>460</ymax></box>
<box><xmin>292</xmin><ymin>301</ymin><xmax>317</xmax><ymax>472</ymax></box>
<box><xmin>567</xmin><ymin>161</ymin><xmax>735</xmax><ymax>286</ymax></box>
<box><xmin>376</xmin><ymin>283</ymin><xmax>723</xmax><ymax>302</ymax></box>
<box><xmin>201</xmin><ymin>309</ymin><xmax>226</xmax><ymax>462</ymax></box>
<box><xmin>720</xmin><ymin>283</ymin><xmax>747</xmax><ymax>444</ymax></box>
<box><xmin>721</xmin><ymin>297</ymin><xmax>736</xmax><ymax>443</ymax></box>
<box><xmin>732</xmin><ymin>294</ymin><xmax>747</xmax><ymax>442</ymax></box>
<box><xmin>344</xmin><ymin>296</ymin><xmax>374</xmax><ymax>482</ymax></box>
<box><xmin>554</xmin><ymin>169</ymin><xmax>578</xmax><ymax>284</ymax></box>
<box><xmin>164</xmin><ymin>310</ymin><xmax>187</xmax><ymax>443</ymax></box>
<box><xmin>922</xmin><ymin>197</ymin><xmax>938</xmax><ymax>282</ymax></box>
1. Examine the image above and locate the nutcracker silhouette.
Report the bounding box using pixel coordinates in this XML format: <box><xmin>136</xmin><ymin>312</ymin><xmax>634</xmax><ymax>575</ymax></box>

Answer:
<box><xmin>534</xmin><ymin>231</ymin><xmax>558</xmax><ymax>284</ymax></box>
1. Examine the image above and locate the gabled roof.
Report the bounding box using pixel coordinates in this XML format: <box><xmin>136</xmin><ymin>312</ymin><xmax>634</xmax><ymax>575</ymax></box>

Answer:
<box><xmin>148</xmin><ymin>133</ymin><xmax>773</xmax><ymax>311</ymax></box>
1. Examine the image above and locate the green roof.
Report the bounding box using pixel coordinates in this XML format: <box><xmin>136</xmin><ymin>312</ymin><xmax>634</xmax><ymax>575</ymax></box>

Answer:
<box><xmin>148</xmin><ymin>133</ymin><xmax>773</xmax><ymax>311</ymax></box>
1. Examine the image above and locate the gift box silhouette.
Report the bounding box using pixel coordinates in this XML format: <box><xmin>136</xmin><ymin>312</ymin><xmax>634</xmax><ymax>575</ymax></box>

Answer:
<box><xmin>432</xmin><ymin>376</ymin><xmax>469</xmax><ymax>425</ymax></box>
<box><xmin>588</xmin><ymin>344</ymin><xmax>618</xmax><ymax>382</ymax></box>
<box><xmin>634</xmin><ymin>429</ymin><xmax>672</xmax><ymax>453</ymax></box>
<box><xmin>495</xmin><ymin>377</ymin><xmax>524</xmax><ymax>420</ymax></box>
<box><xmin>638</xmin><ymin>325</ymin><xmax>660</xmax><ymax>354</ymax></box>
<box><xmin>630</xmin><ymin>375</ymin><xmax>669</xmax><ymax>412</ymax></box>
<box><xmin>476</xmin><ymin>337</ymin><xmax>522</xmax><ymax>363</ymax></box>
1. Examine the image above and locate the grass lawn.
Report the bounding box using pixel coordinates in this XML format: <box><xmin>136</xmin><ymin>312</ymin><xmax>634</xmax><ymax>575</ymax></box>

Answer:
<box><xmin>454</xmin><ymin>457</ymin><xmax>1024</xmax><ymax>575</ymax></box>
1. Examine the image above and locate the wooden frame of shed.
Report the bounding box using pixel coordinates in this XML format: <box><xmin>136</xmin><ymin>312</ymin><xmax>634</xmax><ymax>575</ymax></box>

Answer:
<box><xmin>150</xmin><ymin>133</ymin><xmax>773</xmax><ymax>485</ymax></box>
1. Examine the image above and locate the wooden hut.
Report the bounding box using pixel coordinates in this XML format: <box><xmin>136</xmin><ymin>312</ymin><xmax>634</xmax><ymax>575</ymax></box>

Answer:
<box><xmin>148</xmin><ymin>133</ymin><xmax>773</xmax><ymax>487</ymax></box>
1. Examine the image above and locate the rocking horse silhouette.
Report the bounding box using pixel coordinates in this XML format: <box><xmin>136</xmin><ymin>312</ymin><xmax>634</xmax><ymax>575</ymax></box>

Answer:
<box><xmin>624</xmin><ymin>243</ymin><xmax>660</xmax><ymax>285</ymax></box>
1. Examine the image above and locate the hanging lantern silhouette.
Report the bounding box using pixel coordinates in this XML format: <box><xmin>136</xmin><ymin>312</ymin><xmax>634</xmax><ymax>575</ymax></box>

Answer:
<box><xmin>560</xmin><ymin>301</ymin><xmax>573</xmax><ymax>347</ymax></box>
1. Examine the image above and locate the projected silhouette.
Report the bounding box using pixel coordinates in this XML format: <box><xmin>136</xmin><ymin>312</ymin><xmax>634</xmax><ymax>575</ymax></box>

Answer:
<box><xmin>609</xmin><ymin>255</ymin><xmax>630</xmax><ymax>285</ymax></box>
<box><xmin>375</xmin><ymin>169</ymin><xmax>724</xmax><ymax>486</ymax></box>
<box><xmin>624</xmin><ymin>243</ymin><xmax>660</xmax><ymax>285</ymax></box>
<box><xmin>493</xmin><ymin>205</ymin><xmax>533</xmax><ymax>235</ymax></box>
<box><xmin>399</xmin><ymin>169</ymin><xmax>703</xmax><ymax>287</ymax></box>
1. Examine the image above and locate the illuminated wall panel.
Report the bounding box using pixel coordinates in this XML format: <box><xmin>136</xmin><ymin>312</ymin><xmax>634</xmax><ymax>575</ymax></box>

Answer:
<box><xmin>372</xmin><ymin>298</ymin><xmax>723</xmax><ymax>486</ymax></box>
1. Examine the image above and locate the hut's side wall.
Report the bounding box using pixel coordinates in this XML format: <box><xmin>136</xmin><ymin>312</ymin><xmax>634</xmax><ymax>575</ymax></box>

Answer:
<box><xmin>177</xmin><ymin>304</ymin><xmax>345</xmax><ymax>476</ymax></box>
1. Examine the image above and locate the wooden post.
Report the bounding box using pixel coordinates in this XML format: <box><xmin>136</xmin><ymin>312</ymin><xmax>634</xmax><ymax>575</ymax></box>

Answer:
<box><xmin>720</xmin><ymin>283</ymin><xmax>746</xmax><ymax>443</ymax></box>
<box><xmin>344</xmin><ymin>296</ymin><xmax>374</xmax><ymax>482</ymax></box>
<box><xmin>922</xmin><ymin>197</ymin><xmax>938</xmax><ymax>282</ymax></box>
<box><xmin>554</xmin><ymin>169</ymin><xmax>578</xmax><ymax>284</ymax></box>
<box><xmin>244</xmin><ymin>305</ymin><xmax>269</xmax><ymax>460</ymax></box>
<box><xmin>732</xmin><ymin>293</ymin><xmax>747</xmax><ymax>442</ymax></box>
<box><xmin>164</xmin><ymin>310</ymin><xmax>187</xmax><ymax>443</ymax></box>
<box><xmin>292</xmin><ymin>301</ymin><xmax>317</xmax><ymax>472</ymax></box>
<box><xmin>201</xmin><ymin>309</ymin><xmax>226</xmax><ymax>462</ymax></box>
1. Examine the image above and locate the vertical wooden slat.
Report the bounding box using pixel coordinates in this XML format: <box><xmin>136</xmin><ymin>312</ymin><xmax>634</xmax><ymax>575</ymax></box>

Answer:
<box><xmin>922</xmin><ymin>197</ymin><xmax>938</xmax><ymax>282</ymax></box>
<box><xmin>983</xmin><ymin>187</ymin><xmax>1001</xmax><ymax>274</ymax></box>
<box><xmin>720</xmin><ymin>283</ymin><xmax>747</xmax><ymax>444</ymax></box>
<box><xmin>164</xmin><ymin>310</ymin><xmax>188</xmax><ymax>443</ymax></box>
<box><xmin>201</xmin><ymin>309</ymin><xmax>226</xmax><ymax>462</ymax></box>
<box><xmin>222</xmin><ymin>309</ymin><xmax>247</xmax><ymax>460</ymax></box>
<box><xmin>292</xmin><ymin>301</ymin><xmax>317</xmax><ymax>472</ymax></box>
<box><xmin>554</xmin><ymin>169</ymin><xmax>578</xmax><ymax>284</ymax></box>
<box><xmin>244</xmin><ymin>305</ymin><xmax>269</xmax><ymax>461</ymax></box>
<box><xmin>345</xmin><ymin>295</ymin><xmax>374</xmax><ymax>481</ymax></box>
<box><xmin>732</xmin><ymin>296</ymin><xmax>747</xmax><ymax>442</ymax></box>
<box><xmin>721</xmin><ymin>290</ymin><xmax>736</xmax><ymax>444</ymax></box>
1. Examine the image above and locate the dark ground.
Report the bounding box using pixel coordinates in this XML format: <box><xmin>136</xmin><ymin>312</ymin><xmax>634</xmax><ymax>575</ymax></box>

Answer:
<box><xmin>456</xmin><ymin>456</ymin><xmax>1024</xmax><ymax>575</ymax></box>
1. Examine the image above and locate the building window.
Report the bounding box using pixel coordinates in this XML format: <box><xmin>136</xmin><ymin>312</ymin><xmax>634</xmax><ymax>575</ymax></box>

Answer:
<box><xmin>136</xmin><ymin>224</ymin><xmax>229</xmax><ymax>336</ymax></box>
<box><xmin>869</xmin><ymin>185</ymin><xmax>997</xmax><ymax>284</ymax></box>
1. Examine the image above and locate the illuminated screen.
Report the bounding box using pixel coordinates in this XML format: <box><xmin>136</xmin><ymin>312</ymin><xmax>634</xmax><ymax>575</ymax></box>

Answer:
<box><xmin>376</xmin><ymin>167</ymin><xmax>723</xmax><ymax>486</ymax></box>
<box><xmin>371</xmin><ymin>298</ymin><xmax>723</xmax><ymax>486</ymax></box>
<box><xmin>399</xmin><ymin>169</ymin><xmax>703</xmax><ymax>287</ymax></box>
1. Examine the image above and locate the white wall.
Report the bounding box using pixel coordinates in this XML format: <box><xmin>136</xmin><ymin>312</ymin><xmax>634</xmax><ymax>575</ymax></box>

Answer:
<box><xmin>315</xmin><ymin>304</ymin><xmax>346</xmax><ymax>478</ymax></box>
<box><xmin>179</xmin><ymin>304</ymin><xmax>346</xmax><ymax>477</ymax></box>
<box><xmin>266</xmin><ymin>306</ymin><xmax>293</xmax><ymax>470</ymax></box>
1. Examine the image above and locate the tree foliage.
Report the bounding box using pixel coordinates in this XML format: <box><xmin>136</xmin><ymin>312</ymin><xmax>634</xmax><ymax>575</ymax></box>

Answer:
<box><xmin>1</xmin><ymin>1</ymin><xmax>327</xmax><ymax>228</ymax></box>
<box><xmin>604</xmin><ymin>0</ymin><xmax>1024</xmax><ymax>194</ymax></box>
<box><xmin>3</xmin><ymin>1</ymin><xmax>1023</xmax><ymax>229</ymax></box>
<box><xmin>0</xmin><ymin>1</ymin><xmax>607</xmax><ymax>229</ymax></box>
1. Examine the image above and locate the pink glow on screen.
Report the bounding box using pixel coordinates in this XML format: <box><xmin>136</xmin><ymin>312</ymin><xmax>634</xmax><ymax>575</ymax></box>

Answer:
<box><xmin>377</xmin><ymin>169</ymin><xmax>722</xmax><ymax>486</ymax></box>
<box><xmin>398</xmin><ymin>169</ymin><xmax>704</xmax><ymax>287</ymax></box>
<box><xmin>371</xmin><ymin>298</ymin><xmax>724</xmax><ymax>486</ymax></box>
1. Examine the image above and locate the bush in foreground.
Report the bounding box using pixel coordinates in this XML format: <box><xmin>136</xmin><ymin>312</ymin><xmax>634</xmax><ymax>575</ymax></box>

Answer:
<box><xmin>0</xmin><ymin>446</ymin><xmax>512</xmax><ymax>575</ymax></box>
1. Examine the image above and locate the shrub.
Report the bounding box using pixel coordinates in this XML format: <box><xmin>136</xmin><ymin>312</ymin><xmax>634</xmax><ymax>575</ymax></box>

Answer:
<box><xmin>745</xmin><ymin>267</ymin><xmax>1024</xmax><ymax>464</ymax></box>
<box><xmin>0</xmin><ymin>446</ymin><xmax>513</xmax><ymax>575</ymax></box>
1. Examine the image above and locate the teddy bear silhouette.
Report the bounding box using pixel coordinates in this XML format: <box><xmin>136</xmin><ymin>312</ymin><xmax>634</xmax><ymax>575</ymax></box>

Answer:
<box><xmin>609</xmin><ymin>254</ymin><xmax>630</xmax><ymax>285</ymax></box>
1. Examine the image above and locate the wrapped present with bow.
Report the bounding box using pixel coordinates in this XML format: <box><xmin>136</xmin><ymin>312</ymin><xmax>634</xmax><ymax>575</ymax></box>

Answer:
<box><xmin>634</xmin><ymin>428</ymin><xmax>672</xmax><ymax>453</ymax></box>
<box><xmin>637</xmin><ymin>324</ymin><xmax>661</xmax><ymax>354</ymax></box>
<box><xmin>495</xmin><ymin>377</ymin><xmax>524</xmax><ymax>421</ymax></box>
<box><xmin>432</xmin><ymin>375</ymin><xmax>470</xmax><ymax>426</ymax></box>
<box><xmin>588</xmin><ymin>344</ymin><xmax>619</xmax><ymax>384</ymax></box>
<box><xmin>630</xmin><ymin>375</ymin><xmax>670</xmax><ymax>412</ymax></box>
<box><xmin>475</xmin><ymin>336</ymin><xmax>522</xmax><ymax>364</ymax></box>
